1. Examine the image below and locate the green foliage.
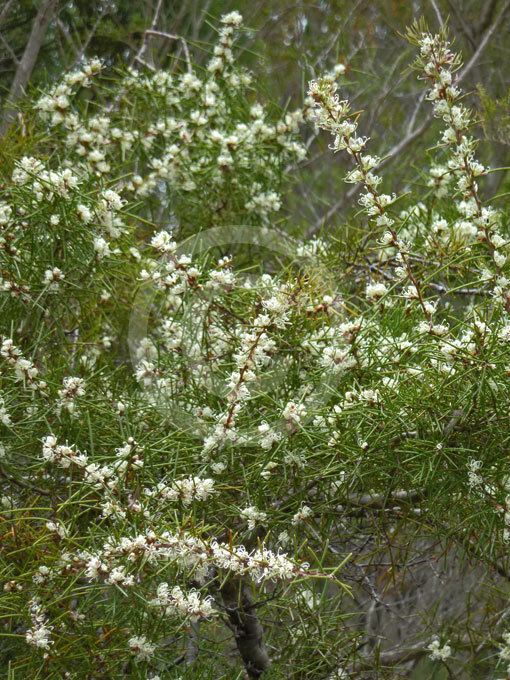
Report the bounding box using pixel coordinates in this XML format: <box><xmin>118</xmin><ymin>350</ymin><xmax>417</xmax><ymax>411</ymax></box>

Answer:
<box><xmin>0</xmin><ymin>6</ymin><xmax>510</xmax><ymax>680</ymax></box>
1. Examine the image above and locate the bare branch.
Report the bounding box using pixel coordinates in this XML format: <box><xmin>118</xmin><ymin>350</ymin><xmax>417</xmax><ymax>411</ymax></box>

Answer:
<box><xmin>55</xmin><ymin>16</ymin><xmax>79</xmax><ymax>59</ymax></box>
<box><xmin>185</xmin><ymin>621</ymin><xmax>200</xmax><ymax>665</ymax></box>
<box><xmin>458</xmin><ymin>0</ymin><xmax>510</xmax><ymax>82</ymax></box>
<box><xmin>477</xmin><ymin>0</ymin><xmax>499</xmax><ymax>36</ymax></box>
<box><xmin>344</xmin><ymin>489</ymin><xmax>423</xmax><ymax>509</ymax></box>
<box><xmin>144</xmin><ymin>29</ymin><xmax>192</xmax><ymax>73</ymax></box>
<box><xmin>136</xmin><ymin>0</ymin><xmax>163</xmax><ymax>66</ymax></box>
<box><xmin>0</xmin><ymin>30</ymin><xmax>18</xmax><ymax>65</ymax></box>
<box><xmin>429</xmin><ymin>0</ymin><xmax>445</xmax><ymax>28</ymax></box>
<box><xmin>445</xmin><ymin>0</ymin><xmax>477</xmax><ymax>49</ymax></box>
<box><xmin>0</xmin><ymin>466</ymin><xmax>50</xmax><ymax>497</ymax></box>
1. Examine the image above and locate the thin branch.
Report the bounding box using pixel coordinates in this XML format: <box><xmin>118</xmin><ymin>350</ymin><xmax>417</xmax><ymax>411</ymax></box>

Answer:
<box><xmin>134</xmin><ymin>55</ymin><xmax>157</xmax><ymax>72</ymax></box>
<box><xmin>458</xmin><ymin>0</ymin><xmax>510</xmax><ymax>82</ymax></box>
<box><xmin>106</xmin><ymin>0</ymin><xmax>167</xmax><ymax>114</ymax></box>
<box><xmin>445</xmin><ymin>0</ymin><xmax>476</xmax><ymax>49</ymax></box>
<box><xmin>477</xmin><ymin>0</ymin><xmax>499</xmax><ymax>36</ymax></box>
<box><xmin>0</xmin><ymin>467</ymin><xmax>50</xmax><ymax>496</ymax></box>
<box><xmin>343</xmin><ymin>489</ymin><xmax>423</xmax><ymax>509</ymax></box>
<box><xmin>136</xmin><ymin>0</ymin><xmax>163</xmax><ymax>65</ymax></box>
<box><xmin>406</xmin><ymin>89</ymin><xmax>427</xmax><ymax>135</ymax></box>
<box><xmin>75</xmin><ymin>7</ymin><xmax>109</xmax><ymax>63</ymax></box>
<box><xmin>185</xmin><ymin>621</ymin><xmax>200</xmax><ymax>665</ymax></box>
<box><xmin>55</xmin><ymin>16</ymin><xmax>79</xmax><ymax>59</ymax></box>
<box><xmin>0</xmin><ymin>30</ymin><xmax>18</xmax><ymax>65</ymax></box>
<box><xmin>429</xmin><ymin>0</ymin><xmax>445</xmax><ymax>28</ymax></box>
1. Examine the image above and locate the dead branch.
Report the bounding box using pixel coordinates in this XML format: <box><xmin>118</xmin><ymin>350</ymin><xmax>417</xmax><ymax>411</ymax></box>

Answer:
<box><xmin>144</xmin><ymin>29</ymin><xmax>192</xmax><ymax>73</ymax></box>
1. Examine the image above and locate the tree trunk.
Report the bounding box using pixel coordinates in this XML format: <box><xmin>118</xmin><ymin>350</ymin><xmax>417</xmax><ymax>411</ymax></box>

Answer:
<box><xmin>221</xmin><ymin>578</ymin><xmax>271</xmax><ymax>678</ymax></box>
<box><xmin>0</xmin><ymin>0</ymin><xmax>58</xmax><ymax>136</ymax></box>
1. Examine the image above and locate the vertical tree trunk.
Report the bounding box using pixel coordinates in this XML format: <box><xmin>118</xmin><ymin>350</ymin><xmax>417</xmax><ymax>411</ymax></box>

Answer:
<box><xmin>221</xmin><ymin>578</ymin><xmax>271</xmax><ymax>678</ymax></box>
<box><xmin>0</xmin><ymin>0</ymin><xmax>58</xmax><ymax>136</ymax></box>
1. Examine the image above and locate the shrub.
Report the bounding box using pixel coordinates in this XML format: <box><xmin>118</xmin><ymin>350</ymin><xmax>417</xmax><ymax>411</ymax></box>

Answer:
<box><xmin>1</xmin><ymin>12</ymin><xmax>510</xmax><ymax>680</ymax></box>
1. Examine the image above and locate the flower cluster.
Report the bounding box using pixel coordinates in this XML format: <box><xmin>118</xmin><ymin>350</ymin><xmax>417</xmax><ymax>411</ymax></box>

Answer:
<box><xmin>144</xmin><ymin>476</ymin><xmax>216</xmax><ymax>506</ymax></box>
<box><xmin>427</xmin><ymin>636</ymin><xmax>452</xmax><ymax>662</ymax></box>
<box><xmin>25</xmin><ymin>600</ymin><xmax>53</xmax><ymax>651</ymax></box>
<box><xmin>417</xmin><ymin>32</ymin><xmax>502</xmax><ymax>262</ymax></box>
<box><xmin>33</xmin><ymin>19</ymin><xmax>308</xmax><ymax>232</ymax></box>
<box><xmin>150</xmin><ymin>584</ymin><xmax>215</xmax><ymax>621</ymax></box>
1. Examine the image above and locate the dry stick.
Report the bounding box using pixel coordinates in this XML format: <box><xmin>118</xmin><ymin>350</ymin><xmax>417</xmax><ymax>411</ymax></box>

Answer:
<box><xmin>306</xmin><ymin>0</ymin><xmax>510</xmax><ymax>238</ymax></box>
<box><xmin>137</xmin><ymin>0</ymin><xmax>164</xmax><ymax>65</ymax></box>
<box><xmin>106</xmin><ymin>0</ymin><xmax>163</xmax><ymax>114</ymax></box>
<box><xmin>144</xmin><ymin>29</ymin><xmax>192</xmax><ymax>73</ymax></box>
<box><xmin>0</xmin><ymin>0</ymin><xmax>58</xmax><ymax>137</ymax></box>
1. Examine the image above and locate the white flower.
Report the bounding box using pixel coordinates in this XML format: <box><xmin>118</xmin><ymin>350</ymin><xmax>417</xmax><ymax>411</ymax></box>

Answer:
<box><xmin>258</xmin><ymin>421</ymin><xmax>282</xmax><ymax>450</ymax></box>
<box><xmin>494</xmin><ymin>250</ymin><xmax>507</xmax><ymax>268</ymax></box>
<box><xmin>246</xmin><ymin>190</ymin><xmax>281</xmax><ymax>215</ymax></box>
<box><xmin>107</xmin><ymin>566</ymin><xmax>134</xmax><ymax>587</ymax></box>
<box><xmin>43</xmin><ymin>267</ymin><xmax>64</xmax><ymax>290</ymax></box>
<box><xmin>241</xmin><ymin>505</ymin><xmax>267</xmax><ymax>530</ymax></box>
<box><xmin>128</xmin><ymin>635</ymin><xmax>155</xmax><ymax>661</ymax></box>
<box><xmin>94</xmin><ymin>236</ymin><xmax>111</xmax><ymax>259</ymax></box>
<box><xmin>146</xmin><ymin>476</ymin><xmax>216</xmax><ymax>506</ymax></box>
<box><xmin>77</xmin><ymin>204</ymin><xmax>92</xmax><ymax>223</ymax></box>
<box><xmin>427</xmin><ymin>636</ymin><xmax>451</xmax><ymax>661</ymax></box>
<box><xmin>366</xmin><ymin>282</ymin><xmax>388</xmax><ymax>300</ymax></box>
<box><xmin>101</xmin><ymin>189</ymin><xmax>123</xmax><ymax>211</ymax></box>
<box><xmin>150</xmin><ymin>230</ymin><xmax>176</xmax><ymax>253</ymax></box>
<box><xmin>151</xmin><ymin>584</ymin><xmax>215</xmax><ymax>621</ymax></box>
<box><xmin>25</xmin><ymin>600</ymin><xmax>53</xmax><ymax>651</ymax></box>
<box><xmin>57</xmin><ymin>376</ymin><xmax>85</xmax><ymax>413</ymax></box>
<box><xmin>282</xmin><ymin>401</ymin><xmax>306</xmax><ymax>424</ymax></box>
<box><xmin>292</xmin><ymin>505</ymin><xmax>313</xmax><ymax>525</ymax></box>
<box><xmin>221</xmin><ymin>11</ymin><xmax>243</xmax><ymax>27</ymax></box>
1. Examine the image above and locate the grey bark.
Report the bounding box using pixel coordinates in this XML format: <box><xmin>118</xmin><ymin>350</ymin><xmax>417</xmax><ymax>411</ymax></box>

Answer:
<box><xmin>0</xmin><ymin>0</ymin><xmax>58</xmax><ymax>137</ymax></box>
<box><xmin>221</xmin><ymin>578</ymin><xmax>271</xmax><ymax>678</ymax></box>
